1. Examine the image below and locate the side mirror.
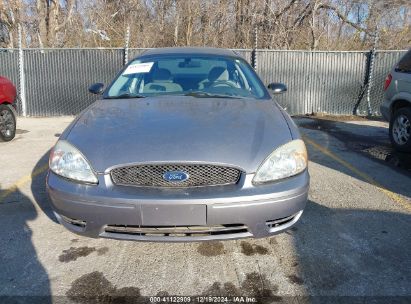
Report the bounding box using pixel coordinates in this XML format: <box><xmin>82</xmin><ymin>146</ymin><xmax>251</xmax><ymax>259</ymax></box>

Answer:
<box><xmin>89</xmin><ymin>83</ymin><xmax>105</xmax><ymax>95</ymax></box>
<box><xmin>267</xmin><ymin>82</ymin><xmax>287</xmax><ymax>94</ymax></box>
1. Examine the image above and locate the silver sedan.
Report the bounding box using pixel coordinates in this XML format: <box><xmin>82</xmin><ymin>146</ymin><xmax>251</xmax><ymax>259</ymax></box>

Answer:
<box><xmin>46</xmin><ymin>47</ymin><xmax>309</xmax><ymax>241</ymax></box>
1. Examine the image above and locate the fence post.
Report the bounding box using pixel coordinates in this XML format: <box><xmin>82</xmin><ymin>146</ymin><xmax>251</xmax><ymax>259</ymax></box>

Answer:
<box><xmin>251</xmin><ymin>26</ymin><xmax>258</xmax><ymax>70</ymax></box>
<box><xmin>124</xmin><ymin>26</ymin><xmax>130</xmax><ymax>65</ymax></box>
<box><xmin>365</xmin><ymin>31</ymin><xmax>379</xmax><ymax>116</ymax></box>
<box><xmin>17</xmin><ymin>24</ymin><xmax>27</xmax><ymax>117</ymax></box>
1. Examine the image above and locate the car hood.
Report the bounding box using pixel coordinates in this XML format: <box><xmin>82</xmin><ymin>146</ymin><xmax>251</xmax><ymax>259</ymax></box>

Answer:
<box><xmin>64</xmin><ymin>96</ymin><xmax>293</xmax><ymax>173</ymax></box>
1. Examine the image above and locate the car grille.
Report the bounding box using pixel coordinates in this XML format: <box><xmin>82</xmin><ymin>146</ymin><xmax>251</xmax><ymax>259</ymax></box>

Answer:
<box><xmin>104</xmin><ymin>224</ymin><xmax>248</xmax><ymax>237</ymax></box>
<box><xmin>110</xmin><ymin>164</ymin><xmax>242</xmax><ymax>188</ymax></box>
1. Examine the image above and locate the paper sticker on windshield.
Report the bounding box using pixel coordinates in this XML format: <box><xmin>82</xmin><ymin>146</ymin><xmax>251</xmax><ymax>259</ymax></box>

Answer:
<box><xmin>123</xmin><ymin>62</ymin><xmax>154</xmax><ymax>75</ymax></box>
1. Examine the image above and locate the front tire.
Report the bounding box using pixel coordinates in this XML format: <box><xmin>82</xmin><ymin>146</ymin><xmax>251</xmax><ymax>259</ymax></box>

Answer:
<box><xmin>0</xmin><ymin>104</ymin><xmax>16</xmax><ymax>142</ymax></box>
<box><xmin>389</xmin><ymin>107</ymin><xmax>411</xmax><ymax>152</ymax></box>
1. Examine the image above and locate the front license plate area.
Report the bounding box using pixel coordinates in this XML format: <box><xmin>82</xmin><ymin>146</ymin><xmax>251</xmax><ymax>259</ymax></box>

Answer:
<box><xmin>141</xmin><ymin>204</ymin><xmax>207</xmax><ymax>226</ymax></box>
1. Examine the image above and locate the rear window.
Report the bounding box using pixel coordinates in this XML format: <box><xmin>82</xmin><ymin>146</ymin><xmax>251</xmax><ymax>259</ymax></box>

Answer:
<box><xmin>395</xmin><ymin>50</ymin><xmax>411</xmax><ymax>73</ymax></box>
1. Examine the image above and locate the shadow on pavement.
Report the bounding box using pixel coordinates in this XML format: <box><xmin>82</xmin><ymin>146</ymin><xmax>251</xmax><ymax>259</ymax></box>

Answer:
<box><xmin>298</xmin><ymin>118</ymin><xmax>411</xmax><ymax>202</ymax></box>
<box><xmin>31</xmin><ymin>149</ymin><xmax>57</xmax><ymax>223</ymax></box>
<box><xmin>0</xmin><ymin>184</ymin><xmax>51</xmax><ymax>303</ymax></box>
<box><xmin>299</xmin><ymin>117</ymin><xmax>411</xmax><ymax>173</ymax></box>
<box><xmin>293</xmin><ymin>200</ymin><xmax>411</xmax><ymax>299</ymax></box>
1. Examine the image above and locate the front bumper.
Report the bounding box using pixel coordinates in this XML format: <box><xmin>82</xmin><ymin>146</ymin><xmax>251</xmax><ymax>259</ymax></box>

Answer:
<box><xmin>46</xmin><ymin>170</ymin><xmax>309</xmax><ymax>242</ymax></box>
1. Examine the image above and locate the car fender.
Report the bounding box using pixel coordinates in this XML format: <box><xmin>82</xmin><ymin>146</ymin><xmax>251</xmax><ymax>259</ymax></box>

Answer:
<box><xmin>273</xmin><ymin>101</ymin><xmax>301</xmax><ymax>140</ymax></box>
<box><xmin>390</xmin><ymin>92</ymin><xmax>411</xmax><ymax>110</ymax></box>
<box><xmin>0</xmin><ymin>76</ymin><xmax>17</xmax><ymax>104</ymax></box>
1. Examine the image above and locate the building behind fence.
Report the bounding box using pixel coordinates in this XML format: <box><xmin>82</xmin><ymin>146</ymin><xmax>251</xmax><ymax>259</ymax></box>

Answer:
<box><xmin>0</xmin><ymin>47</ymin><xmax>407</xmax><ymax>117</ymax></box>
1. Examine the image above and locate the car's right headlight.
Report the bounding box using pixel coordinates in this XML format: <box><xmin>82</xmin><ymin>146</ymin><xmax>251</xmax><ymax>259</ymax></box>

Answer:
<box><xmin>49</xmin><ymin>140</ymin><xmax>98</xmax><ymax>184</ymax></box>
<box><xmin>253</xmin><ymin>139</ymin><xmax>307</xmax><ymax>184</ymax></box>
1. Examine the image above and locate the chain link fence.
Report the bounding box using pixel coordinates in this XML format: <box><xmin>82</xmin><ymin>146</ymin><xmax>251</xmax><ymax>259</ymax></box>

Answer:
<box><xmin>256</xmin><ymin>50</ymin><xmax>371</xmax><ymax>115</ymax></box>
<box><xmin>24</xmin><ymin>48</ymin><xmax>124</xmax><ymax>116</ymax></box>
<box><xmin>0</xmin><ymin>47</ymin><xmax>407</xmax><ymax>116</ymax></box>
<box><xmin>0</xmin><ymin>49</ymin><xmax>20</xmax><ymax>112</ymax></box>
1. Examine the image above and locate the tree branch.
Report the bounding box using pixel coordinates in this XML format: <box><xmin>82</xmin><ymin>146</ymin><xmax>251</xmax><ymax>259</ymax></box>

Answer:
<box><xmin>55</xmin><ymin>0</ymin><xmax>75</xmax><ymax>32</ymax></box>
<box><xmin>318</xmin><ymin>3</ymin><xmax>372</xmax><ymax>35</ymax></box>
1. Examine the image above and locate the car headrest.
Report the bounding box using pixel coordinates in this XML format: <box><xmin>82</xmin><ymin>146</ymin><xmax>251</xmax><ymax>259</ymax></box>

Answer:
<box><xmin>153</xmin><ymin>68</ymin><xmax>172</xmax><ymax>81</ymax></box>
<box><xmin>208</xmin><ymin>67</ymin><xmax>229</xmax><ymax>82</ymax></box>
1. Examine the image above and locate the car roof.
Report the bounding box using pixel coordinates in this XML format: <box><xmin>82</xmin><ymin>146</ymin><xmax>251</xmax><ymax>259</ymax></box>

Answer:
<box><xmin>136</xmin><ymin>47</ymin><xmax>240</xmax><ymax>59</ymax></box>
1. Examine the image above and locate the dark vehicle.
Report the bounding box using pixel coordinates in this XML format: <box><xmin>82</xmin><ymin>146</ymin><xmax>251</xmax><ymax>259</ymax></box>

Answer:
<box><xmin>381</xmin><ymin>49</ymin><xmax>411</xmax><ymax>152</ymax></box>
<box><xmin>0</xmin><ymin>76</ymin><xmax>17</xmax><ymax>142</ymax></box>
<box><xmin>47</xmin><ymin>47</ymin><xmax>309</xmax><ymax>242</ymax></box>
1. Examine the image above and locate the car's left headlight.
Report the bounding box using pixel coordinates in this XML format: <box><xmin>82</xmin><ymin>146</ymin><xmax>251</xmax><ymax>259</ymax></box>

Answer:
<box><xmin>253</xmin><ymin>139</ymin><xmax>307</xmax><ymax>184</ymax></box>
<box><xmin>49</xmin><ymin>140</ymin><xmax>98</xmax><ymax>184</ymax></box>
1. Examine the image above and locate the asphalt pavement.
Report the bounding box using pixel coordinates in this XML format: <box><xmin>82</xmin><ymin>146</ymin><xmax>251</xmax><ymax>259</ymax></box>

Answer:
<box><xmin>0</xmin><ymin>116</ymin><xmax>410</xmax><ymax>303</ymax></box>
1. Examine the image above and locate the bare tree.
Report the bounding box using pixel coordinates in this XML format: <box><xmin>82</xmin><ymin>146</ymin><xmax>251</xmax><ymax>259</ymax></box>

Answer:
<box><xmin>1</xmin><ymin>0</ymin><xmax>409</xmax><ymax>50</ymax></box>
<box><xmin>36</xmin><ymin>0</ymin><xmax>75</xmax><ymax>47</ymax></box>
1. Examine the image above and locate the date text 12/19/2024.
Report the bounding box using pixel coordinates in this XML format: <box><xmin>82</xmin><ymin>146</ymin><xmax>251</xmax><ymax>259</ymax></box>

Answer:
<box><xmin>149</xmin><ymin>296</ymin><xmax>257</xmax><ymax>303</ymax></box>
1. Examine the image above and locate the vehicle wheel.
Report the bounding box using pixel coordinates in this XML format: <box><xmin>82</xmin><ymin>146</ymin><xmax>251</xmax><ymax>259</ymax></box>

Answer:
<box><xmin>389</xmin><ymin>107</ymin><xmax>411</xmax><ymax>152</ymax></box>
<box><xmin>0</xmin><ymin>104</ymin><xmax>16</xmax><ymax>142</ymax></box>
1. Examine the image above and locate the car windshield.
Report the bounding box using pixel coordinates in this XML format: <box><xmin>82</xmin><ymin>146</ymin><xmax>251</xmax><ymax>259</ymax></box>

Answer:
<box><xmin>106</xmin><ymin>55</ymin><xmax>267</xmax><ymax>99</ymax></box>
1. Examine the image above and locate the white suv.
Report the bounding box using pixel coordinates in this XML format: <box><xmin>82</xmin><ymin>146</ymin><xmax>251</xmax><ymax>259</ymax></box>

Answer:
<box><xmin>380</xmin><ymin>49</ymin><xmax>411</xmax><ymax>152</ymax></box>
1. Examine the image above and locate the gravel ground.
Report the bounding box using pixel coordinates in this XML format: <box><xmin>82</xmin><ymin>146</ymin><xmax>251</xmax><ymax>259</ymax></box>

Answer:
<box><xmin>0</xmin><ymin>117</ymin><xmax>410</xmax><ymax>304</ymax></box>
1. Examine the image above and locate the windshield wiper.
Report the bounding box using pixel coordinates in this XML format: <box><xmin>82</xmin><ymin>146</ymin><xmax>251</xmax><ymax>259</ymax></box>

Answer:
<box><xmin>183</xmin><ymin>91</ymin><xmax>242</xmax><ymax>99</ymax></box>
<box><xmin>106</xmin><ymin>93</ymin><xmax>145</xmax><ymax>99</ymax></box>
<box><xmin>107</xmin><ymin>92</ymin><xmax>245</xmax><ymax>99</ymax></box>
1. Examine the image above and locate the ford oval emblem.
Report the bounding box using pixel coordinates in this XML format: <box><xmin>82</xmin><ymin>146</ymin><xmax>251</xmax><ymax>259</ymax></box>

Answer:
<box><xmin>163</xmin><ymin>171</ymin><xmax>189</xmax><ymax>182</ymax></box>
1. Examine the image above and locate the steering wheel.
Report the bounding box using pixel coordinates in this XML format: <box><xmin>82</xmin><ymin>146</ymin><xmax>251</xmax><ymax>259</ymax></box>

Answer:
<box><xmin>208</xmin><ymin>81</ymin><xmax>238</xmax><ymax>89</ymax></box>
